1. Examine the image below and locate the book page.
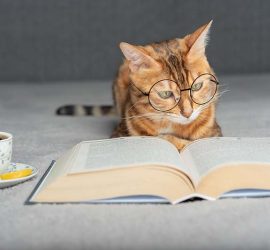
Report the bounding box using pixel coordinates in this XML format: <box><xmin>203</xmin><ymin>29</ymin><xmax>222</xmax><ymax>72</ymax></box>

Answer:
<box><xmin>180</xmin><ymin>137</ymin><xmax>270</xmax><ymax>184</ymax></box>
<box><xmin>27</xmin><ymin>145</ymin><xmax>80</xmax><ymax>201</ymax></box>
<box><xmin>68</xmin><ymin>136</ymin><xmax>194</xmax><ymax>179</ymax></box>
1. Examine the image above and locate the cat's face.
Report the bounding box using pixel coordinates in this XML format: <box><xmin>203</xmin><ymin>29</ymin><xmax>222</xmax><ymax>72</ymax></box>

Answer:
<box><xmin>120</xmin><ymin>21</ymin><xmax>218</xmax><ymax>125</ymax></box>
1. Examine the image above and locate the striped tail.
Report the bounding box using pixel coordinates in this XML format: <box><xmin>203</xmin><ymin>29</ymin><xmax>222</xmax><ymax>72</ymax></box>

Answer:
<box><xmin>56</xmin><ymin>105</ymin><xmax>116</xmax><ymax>117</ymax></box>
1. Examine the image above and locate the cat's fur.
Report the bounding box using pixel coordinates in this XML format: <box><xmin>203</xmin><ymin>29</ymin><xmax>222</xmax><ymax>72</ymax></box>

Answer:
<box><xmin>56</xmin><ymin>21</ymin><xmax>222</xmax><ymax>150</ymax></box>
<box><xmin>111</xmin><ymin>21</ymin><xmax>222</xmax><ymax>150</ymax></box>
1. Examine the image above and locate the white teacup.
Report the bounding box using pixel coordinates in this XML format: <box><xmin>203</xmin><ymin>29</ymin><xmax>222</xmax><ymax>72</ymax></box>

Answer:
<box><xmin>0</xmin><ymin>132</ymin><xmax>12</xmax><ymax>173</ymax></box>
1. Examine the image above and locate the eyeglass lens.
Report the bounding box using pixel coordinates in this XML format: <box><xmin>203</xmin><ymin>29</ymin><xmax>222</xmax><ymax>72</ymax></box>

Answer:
<box><xmin>190</xmin><ymin>74</ymin><xmax>217</xmax><ymax>105</ymax></box>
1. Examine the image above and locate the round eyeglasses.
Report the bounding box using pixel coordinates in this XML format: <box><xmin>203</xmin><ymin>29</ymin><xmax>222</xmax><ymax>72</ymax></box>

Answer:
<box><xmin>131</xmin><ymin>73</ymin><xmax>219</xmax><ymax>112</ymax></box>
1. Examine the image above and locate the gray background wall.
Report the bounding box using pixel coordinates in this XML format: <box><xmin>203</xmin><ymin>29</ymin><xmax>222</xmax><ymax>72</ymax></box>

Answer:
<box><xmin>0</xmin><ymin>0</ymin><xmax>269</xmax><ymax>82</ymax></box>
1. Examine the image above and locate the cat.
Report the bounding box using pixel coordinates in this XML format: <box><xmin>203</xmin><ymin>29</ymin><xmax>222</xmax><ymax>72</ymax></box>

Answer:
<box><xmin>56</xmin><ymin>21</ymin><xmax>222</xmax><ymax>150</ymax></box>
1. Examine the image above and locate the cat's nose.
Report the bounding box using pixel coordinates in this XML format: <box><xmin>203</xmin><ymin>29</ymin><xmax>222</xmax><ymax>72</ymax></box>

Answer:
<box><xmin>181</xmin><ymin>108</ymin><xmax>193</xmax><ymax>118</ymax></box>
<box><xmin>179</xmin><ymin>98</ymin><xmax>193</xmax><ymax>118</ymax></box>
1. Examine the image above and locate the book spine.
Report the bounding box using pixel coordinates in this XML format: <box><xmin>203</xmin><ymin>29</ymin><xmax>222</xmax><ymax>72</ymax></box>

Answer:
<box><xmin>24</xmin><ymin>160</ymin><xmax>56</xmax><ymax>205</ymax></box>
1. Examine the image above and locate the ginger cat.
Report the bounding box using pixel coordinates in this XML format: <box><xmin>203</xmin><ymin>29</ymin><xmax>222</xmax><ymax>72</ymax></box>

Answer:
<box><xmin>112</xmin><ymin>21</ymin><xmax>222</xmax><ymax>150</ymax></box>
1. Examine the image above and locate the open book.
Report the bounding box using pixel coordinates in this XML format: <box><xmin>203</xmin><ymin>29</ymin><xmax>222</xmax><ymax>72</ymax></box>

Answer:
<box><xmin>26</xmin><ymin>136</ymin><xmax>270</xmax><ymax>205</ymax></box>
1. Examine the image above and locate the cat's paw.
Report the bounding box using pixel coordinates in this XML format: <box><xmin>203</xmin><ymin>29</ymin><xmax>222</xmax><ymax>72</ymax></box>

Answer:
<box><xmin>159</xmin><ymin>134</ymin><xmax>190</xmax><ymax>152</ymax></box>
<box><xmin>177</xmin><ymin>140</ymin><xmax>191</xmax><ymax>152</ymax></box>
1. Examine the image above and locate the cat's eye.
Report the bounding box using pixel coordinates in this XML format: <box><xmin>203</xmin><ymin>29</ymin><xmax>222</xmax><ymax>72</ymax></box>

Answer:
<box><xmin>158</xmin><ymin>91</ymin><xmax>173</xmax><ymax>99</ymax></box>
<box><xmin>191</xmin><ymin>82</ymin><xmax>203</xmax><ymax>91</ymax></box>
<box><xmin>190</xmin><ymin>75</ymin><xmax>218</xmax><ymax>105</ymax></box>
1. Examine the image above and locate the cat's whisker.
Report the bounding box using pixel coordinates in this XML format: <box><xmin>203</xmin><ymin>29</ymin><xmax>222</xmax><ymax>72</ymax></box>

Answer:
<box><xmin>124</xmin><ymin>117</ymin><xmax>164</xmax><ymax>123</ymax></box>
<box><xmin>199</xmin><ymin>101</ymin><xmax>215</xmax><ymax>111</ymax></box>
<box><xmin>163</xmin><ymin>113</ymin><xmax>178</xmax><ymax>118</ymax></box>
<box><xmin>219</xmin><ymin>89</ymin><xmax>230</xmax><ymax>94</ymax></box>
<box><xmin>127</xmin><ymin>100</ymin><xmax>144</xmax><ymax>112</ymax></box>
<box><xmin>122</xmin><ymin>113</ymin><xmax>164</xmax><ymax>121</ymax></box>
<box><xmin>218</xmin><ymin>83</ymin><xmax>229</xmax><ymax>88</ymax></box>
<box><xmin>215</xmin><ymin>89</ymin><xmax>230</xmax><ymax>100</ymax></box>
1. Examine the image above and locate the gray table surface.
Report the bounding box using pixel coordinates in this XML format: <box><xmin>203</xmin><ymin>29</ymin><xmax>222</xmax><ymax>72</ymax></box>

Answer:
<box><xmin>1</xmin><ymin>74</ymin><xmax>270</xmax><ymax>250</ymax></box>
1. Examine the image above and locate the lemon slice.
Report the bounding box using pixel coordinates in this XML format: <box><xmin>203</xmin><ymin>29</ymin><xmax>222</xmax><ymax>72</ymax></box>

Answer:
<box><xmin>0</xmin><ymin>169</ymin><xmax>32</xmax><ymax>180</ymax></box>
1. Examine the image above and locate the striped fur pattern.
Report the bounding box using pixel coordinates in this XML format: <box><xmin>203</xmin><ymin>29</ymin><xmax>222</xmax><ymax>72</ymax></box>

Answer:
<box><xmin>56</xmin><ymin>105</ymin><xmax>115</xmax><ymax>117</ymax></box>
<box><xmin>112</xmin><ymin>21</ymin><xmax>222</xmax><ymax>150</ymax></box>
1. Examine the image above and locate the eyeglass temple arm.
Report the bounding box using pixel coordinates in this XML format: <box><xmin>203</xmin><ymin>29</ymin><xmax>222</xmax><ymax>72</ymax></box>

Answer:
<box><xmin>211</xmin><ymin>79</ymin><xmax>219</xmax><ymax>84</ymax></box>
<box><xmin>130</xmin><ymin>81</ymin><xmax>149</xmax><ymax>96</ymax></box>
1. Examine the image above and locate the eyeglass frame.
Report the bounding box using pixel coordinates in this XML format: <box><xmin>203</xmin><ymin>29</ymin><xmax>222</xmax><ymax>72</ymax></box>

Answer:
<box><xmin>130</xmin><ymin>73</ymin><xmax>219</xmax><ymax>112</ymax></box>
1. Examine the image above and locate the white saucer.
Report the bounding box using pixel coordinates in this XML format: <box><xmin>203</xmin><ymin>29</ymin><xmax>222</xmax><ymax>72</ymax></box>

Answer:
<box><xmin>0</xmin><ymin>163</ymin><xmax>38</xmax><ymax>189</ymax></box>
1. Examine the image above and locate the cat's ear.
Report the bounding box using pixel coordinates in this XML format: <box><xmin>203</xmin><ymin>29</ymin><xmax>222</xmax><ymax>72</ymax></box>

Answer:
<box><xmin>185</xmin><ymin>20</ymin><xmax>212</xmax><ymax>61</ymax></box>
<box><xmin>119</xmin><ymin>42</ymin><xmax>161</xmax><ymax>73</ymax></box>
